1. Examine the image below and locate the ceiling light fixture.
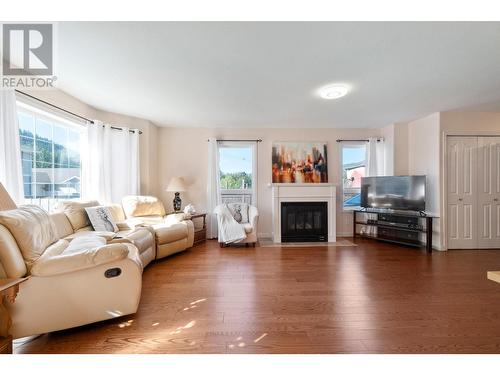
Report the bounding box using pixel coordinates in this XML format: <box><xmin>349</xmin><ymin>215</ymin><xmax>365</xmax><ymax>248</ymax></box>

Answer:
<box><xmin>318</xmin><ymin>84</ymin><xmax>349</xmax><ymax>100</ymax></box>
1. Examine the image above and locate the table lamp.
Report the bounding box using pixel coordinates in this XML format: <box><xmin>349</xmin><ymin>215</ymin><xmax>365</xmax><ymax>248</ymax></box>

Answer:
<box><xmin>166</xmin><ymin>177</ymin><xmax>187</xmax><ymax>212</ymax></box>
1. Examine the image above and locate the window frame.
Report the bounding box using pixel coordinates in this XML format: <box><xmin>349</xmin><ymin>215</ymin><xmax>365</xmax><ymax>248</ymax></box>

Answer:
<box><xmin>16</xmin><ymin>101</ymin><xmax>86</xmax><ymax>211</ymax></box>
<box><xmin>217</xmin><ymin>141</ymin><xmax>258</xmax><ymax>206</ymax></box>
<box><xmin>340</xmin><ymin>141</ymin><xmax>367</xmax><ymax>211</ymax></box>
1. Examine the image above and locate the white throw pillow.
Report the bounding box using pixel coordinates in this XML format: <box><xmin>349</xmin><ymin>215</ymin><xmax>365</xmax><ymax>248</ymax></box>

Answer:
<box><xmin>226</xmin><ymin>203</ymin><xmax>249</xmax><ymax>223</ymax></box>
<box><xmin>85</xmin><ymin>206</ymin><xmax>119</xmax><ymax>232</ymax></box>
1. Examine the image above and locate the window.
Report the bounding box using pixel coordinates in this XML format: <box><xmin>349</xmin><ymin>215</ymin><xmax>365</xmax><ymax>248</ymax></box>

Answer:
<box><xmin>17</xmin><ymin>103</ymin><xmax>85</xmax><ymax>211</ymax></box>
<box><xmin>218</xmin><ymin>143</ymin><xmax>257</xmax><ymax>205</ymax></box>
<box><xmin>341</xmin><ymin>143</ymin><xmax>366</xmax><ymax>210</ymax></box>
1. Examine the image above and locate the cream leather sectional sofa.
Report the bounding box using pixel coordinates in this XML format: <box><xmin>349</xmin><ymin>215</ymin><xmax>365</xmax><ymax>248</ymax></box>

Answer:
<box><xmin>0</xmin><ymin>196</ymin><xmax>194</xmax><ymax>339</ymax></box>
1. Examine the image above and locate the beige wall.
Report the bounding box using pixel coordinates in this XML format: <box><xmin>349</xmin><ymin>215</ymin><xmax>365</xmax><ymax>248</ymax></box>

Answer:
<box><xmin>407</xmin><ymin>113</ymin><xmax>442</xmax><ymax>249</ymax></box>
<box><xmin>17</xmin><ymin>89</ymin><xmax>159</xmax><ymax>197</ymax></box>
<box><xmin>157</xmin><ymin>127</ymin><xmax>382</xmax><ymax>238</ymax></box>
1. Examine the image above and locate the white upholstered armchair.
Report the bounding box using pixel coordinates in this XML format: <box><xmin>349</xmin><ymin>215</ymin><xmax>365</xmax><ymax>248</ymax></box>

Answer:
<box><xmin>214</xmin><ymin>203</ymin><xmax>259</xmax><ymax>247</ymax></box>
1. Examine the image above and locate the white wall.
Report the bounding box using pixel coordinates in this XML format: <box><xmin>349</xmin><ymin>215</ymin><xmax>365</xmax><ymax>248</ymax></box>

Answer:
<box><xmin>381</xmin><ymin>124</ymin><xmax>395</xmax><ymax>175</ymax></box>
<box><xmin>157</xmin><ymin>127</ymin><xmax>382</xmax><ymax>238</ymax></box>
<box><xmin>407</xmin><ymin>113</ymin><xmax>442</xmax><ymax>249</ymax></box>
<box><xmin>18</xmin><ymin>89</ymin><xmax>160</xmax><ymax>197</ymax></box>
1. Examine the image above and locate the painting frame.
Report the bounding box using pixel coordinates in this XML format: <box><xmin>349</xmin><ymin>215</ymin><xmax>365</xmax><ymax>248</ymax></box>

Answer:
<box><xmin>272</xmin><ymin>141</ymin><xmax>328</xmax><ymax>184</ymax></box>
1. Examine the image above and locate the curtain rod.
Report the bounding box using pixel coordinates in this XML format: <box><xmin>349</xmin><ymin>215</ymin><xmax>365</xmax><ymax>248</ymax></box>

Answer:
<box><xmin>336</xmin><ymin>139</ymin><xmax>382</xmax><ymax>143</ymax></box>
<box><xmin>207</xmin><ymin>139</ymin><xmax>262</xmax><ymax>142</ymax></box>
<box><xmin>15</xmin><ymin>89</ymin><xmax>142</xmax><ymax>135</ymax></box>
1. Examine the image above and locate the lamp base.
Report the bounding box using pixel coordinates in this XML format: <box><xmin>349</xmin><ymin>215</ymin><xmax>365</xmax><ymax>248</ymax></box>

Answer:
<box><xmin>173</xmin><ymin>192</ymin><xmax>182</xmax><ymax>212</ymax></box>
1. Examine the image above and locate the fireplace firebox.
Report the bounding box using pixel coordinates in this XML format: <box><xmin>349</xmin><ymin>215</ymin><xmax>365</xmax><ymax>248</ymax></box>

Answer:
<box><xmin>281</xmin><ymin>202</ymin><xmax>328</xmax><ymax>242</ymax></box>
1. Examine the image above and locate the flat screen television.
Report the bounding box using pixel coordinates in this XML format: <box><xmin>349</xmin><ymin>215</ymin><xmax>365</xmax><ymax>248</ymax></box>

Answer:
<box><xmin>360</xmin><ymin>175</ymin><xmax>426</xmax><ymax>211</ymax></box>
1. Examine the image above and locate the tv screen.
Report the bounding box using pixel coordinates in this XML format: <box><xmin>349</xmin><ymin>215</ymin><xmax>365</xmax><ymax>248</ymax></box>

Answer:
<box><xmin>361</xmin><ymin>176</ymin><xmax>426</xmax><ymax>211</ymax></box>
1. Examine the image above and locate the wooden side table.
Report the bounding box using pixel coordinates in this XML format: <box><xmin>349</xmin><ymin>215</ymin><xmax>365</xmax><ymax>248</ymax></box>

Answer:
<box><xmin>189</xmin><ymin>213</ymin><xmax>207</xmax><ymax>245</ymax></box>
<box><xmin>1</xmin><ymin>278</ymin><xmax>27</xmax><ymax>354</ymax></box>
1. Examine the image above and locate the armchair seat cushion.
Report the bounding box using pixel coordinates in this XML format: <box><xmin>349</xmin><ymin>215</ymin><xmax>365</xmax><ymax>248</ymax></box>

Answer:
<box><xmin>153</xmin><ymin>223</ymin><xmax>188</xmax><ymax>243</ymax></box>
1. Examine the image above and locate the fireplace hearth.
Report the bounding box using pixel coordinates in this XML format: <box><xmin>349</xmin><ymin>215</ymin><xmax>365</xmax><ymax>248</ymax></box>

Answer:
<box><xmin>281</xmin><ymin>201</ymin><xmax>328</xmax><ymax>242</ymax></box>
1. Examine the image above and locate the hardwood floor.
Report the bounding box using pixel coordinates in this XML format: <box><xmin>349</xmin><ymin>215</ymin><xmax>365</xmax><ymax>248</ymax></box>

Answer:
<box><xmin>15</xmin><ymin>239</ymin><xmax>500</xmax><ymax>354</ymax></box>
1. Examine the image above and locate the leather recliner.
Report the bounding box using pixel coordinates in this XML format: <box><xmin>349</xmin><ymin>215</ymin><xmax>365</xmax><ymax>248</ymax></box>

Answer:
<box><xmin>121</xmin><ymin>195</ymin><xmax>195</xmax><ymax>259</ymax></box>
<box><xmin>0</xmin><ymin>205</ymin><xmax>143</xmax><ymax>339</ymax></box>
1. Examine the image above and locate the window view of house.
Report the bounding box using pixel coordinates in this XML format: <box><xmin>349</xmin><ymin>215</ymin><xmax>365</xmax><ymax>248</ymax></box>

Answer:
<box><xmin>18</xmin><ymin>107</ymin><xmax>83</xmax><ymax>211</ymax></box>
<box><xmin>218</xmin><ymin>145</ymin><xmax>253</xmax><ymax>204</ymax></box>
<box><xmin>342</xmin><ymin>144</ymin><xmax>366</xmax><ymax>209</ymax></box>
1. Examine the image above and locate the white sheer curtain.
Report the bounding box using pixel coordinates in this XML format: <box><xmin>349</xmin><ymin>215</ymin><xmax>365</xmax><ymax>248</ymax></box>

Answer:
<box><xmin>206</xmin><ymin>138</ymin><xmax>221</xmax><ymax>239</ymax></box>
<box><xmin>365</xmin><ymin>138</ymin><xmax>385</xmax><ymax>176</ymax></box>
<box><xmin>82</xmin><ymin>121</ymin><xmax>140</xmax><ymax>204</ymax></box>
<box><xmin>0</xmin><ymin>89</ymin><xmax>24</xmax><ymax>204</ymax></box>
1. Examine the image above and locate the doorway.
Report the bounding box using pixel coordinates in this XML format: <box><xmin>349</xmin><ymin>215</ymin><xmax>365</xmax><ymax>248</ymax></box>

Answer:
<box><xmin>446</xmin><ymin>136</ymin><xmax>500</xmax><ymax>249</ymax></box>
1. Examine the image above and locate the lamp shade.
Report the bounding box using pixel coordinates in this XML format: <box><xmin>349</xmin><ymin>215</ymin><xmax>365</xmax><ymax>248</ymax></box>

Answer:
<box><xmin>166</xmin><ymin>177</ymin><xmax>187</xmax><ymax>192</ymax></box>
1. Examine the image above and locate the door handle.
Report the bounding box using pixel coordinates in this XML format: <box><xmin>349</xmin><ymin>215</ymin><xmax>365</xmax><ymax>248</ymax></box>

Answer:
<box><xmin>494</xmin><ymin>198</ymin><xmax>499</xmax><ymax>202</ymax></box>
<box><xmin>458</xmin><ymin>198</ymin><xmax>463</xmax><ymax>201</ymax></box>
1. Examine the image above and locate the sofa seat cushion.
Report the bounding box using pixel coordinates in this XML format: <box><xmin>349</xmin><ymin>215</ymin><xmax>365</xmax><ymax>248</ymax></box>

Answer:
<box><xmin>122</xmin><ymin>196</ymin><xmax>166</xmax><ymax>218</ymax></box>
<box><xmin>133</xmin><ymin>215</ymin><xmax>165</xmax><ymax>226</ymax></box>
<box><xmin>30</xmin><ymin>242</ymin><xmax>130</xmax><ymax>277</ymax></box>
<box><xmin>64</xmin><ymin>235</ymin><xmax>107</xmax><ymax>255</ymax></box>
<box><xmin>113</xmin><ymin>229</ymin><xmax>154</xmax><ymax>254</ymax></box>
<box><xmin>64</xmin><ymin>231</ymin><xmax>117</xmax><ymax>242</ymax></box>
<box><xmin>153</xmin><ymin>223</ymin><xmax>188</xmax><ymax>244</ymax></box>
<box><xmin>0</xmin><ymin>205</ymin><xmax>58</xmax><ymax>267</ymax></box>
<box><xmin>55</xmin><ymin>200</ymin><xmax>99</xmax><ymax>231</ymax></box>
<box><xmin>242</xmin><ymin>223</ymin><xmax>253</xmax><ymax>234</ymax></box>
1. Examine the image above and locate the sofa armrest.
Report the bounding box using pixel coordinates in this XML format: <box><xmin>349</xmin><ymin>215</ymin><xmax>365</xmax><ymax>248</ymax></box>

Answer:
<box><xmin>249</xmin><ymin>206</ymin><xmax>259</xmax><ymax>230</ymax></box>
<box><xmin>30</xmin><ymin>243</ymin><xmax>131</xmax><ymax>277</ymax></box>
<box><xmin>164</xmin><ymin>213</ymin><xmax>187</xmax><ymax>224</ymax></box>
<box><xmin>116</xmin><ymin>217</ymin><xmax>148</xmax><ymax>231</ymax></box>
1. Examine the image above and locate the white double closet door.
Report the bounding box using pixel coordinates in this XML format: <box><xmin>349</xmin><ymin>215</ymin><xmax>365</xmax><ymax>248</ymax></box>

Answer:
<box><xmin>447</xmin><ymin>136</ymin><xmax>500</xmax><ymax>249</ymax></box>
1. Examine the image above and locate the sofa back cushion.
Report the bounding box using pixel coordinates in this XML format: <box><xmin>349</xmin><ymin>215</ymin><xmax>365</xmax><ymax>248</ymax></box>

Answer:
<box><xmin>107</xmin><ymin>204</ymin><xmax>126</xmax><ymax>222</ymax></box>
<box><xmin>0</xmin><ymin>205</ymin><xmax>58</xmax><ymax>267</ymax></box>
<box><xmin>54</xmin><ymin>200</ymin><xmax>99</xmax><ymax>231</ymax></box>
<box><xmin>122</xmin><ymin>195</ymin><xmax>166</xmax><ymax>218</ymax></box>
<box><xmin>0</xmin><ymin>225</ymin><xmax>27</xmax><ymax>278</ymax></box>
<box><xmin>50</xmin><ymin>212</ymin><xmax>74</xmax><ymax>239</ymax></box>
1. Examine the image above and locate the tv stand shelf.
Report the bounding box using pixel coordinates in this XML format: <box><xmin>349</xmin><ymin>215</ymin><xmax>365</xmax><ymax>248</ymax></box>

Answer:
<box><xmin>353</xmin><ymin>209</ymin><xmax>435</xmax><ymax>253</ymax></box>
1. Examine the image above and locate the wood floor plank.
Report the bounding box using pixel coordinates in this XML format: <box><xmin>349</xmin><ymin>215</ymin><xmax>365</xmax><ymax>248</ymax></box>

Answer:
<box><xmin>14</xmin><ymin>238</ymin><xmax>500</xmax><ymax>354</ymax></box>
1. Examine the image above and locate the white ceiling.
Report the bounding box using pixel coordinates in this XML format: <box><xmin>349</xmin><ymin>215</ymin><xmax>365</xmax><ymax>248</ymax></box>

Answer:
<box><xmin>56</xmin><ymin>22</ymin><xmax>500</xmax><ymax>128</ymax></box>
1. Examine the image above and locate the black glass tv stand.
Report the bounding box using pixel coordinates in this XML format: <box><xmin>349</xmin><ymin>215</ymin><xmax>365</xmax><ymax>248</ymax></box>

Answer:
<box><xmin>352</xmin><ymin>209</ymin><xmax>435</xmax><ymax>253</ymax></box>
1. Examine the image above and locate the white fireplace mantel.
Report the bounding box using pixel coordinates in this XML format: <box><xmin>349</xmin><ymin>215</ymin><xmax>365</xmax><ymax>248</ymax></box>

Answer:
<box><xmin>272</xmin><ymin>184</ymin><xmax>336</xmax><ymax>243</ymax></box>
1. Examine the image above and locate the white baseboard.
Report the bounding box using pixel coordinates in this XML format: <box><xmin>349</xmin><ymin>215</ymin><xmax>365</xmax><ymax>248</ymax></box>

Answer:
<box><xmin>258</xmin><ymin>233</ymin><xmax>272</xmax><ymax>240</ymax></box>
<box><xmin>337</xmin><ymin>232</ymin><xmax>354</xmax><ymax>238</ymax></box>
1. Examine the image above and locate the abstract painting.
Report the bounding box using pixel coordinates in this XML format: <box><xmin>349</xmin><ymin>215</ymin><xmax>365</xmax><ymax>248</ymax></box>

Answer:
<box><xmin>272</xmin><ymin>142</ymin><xmax>328</xmax><ymax>183</ymax></box>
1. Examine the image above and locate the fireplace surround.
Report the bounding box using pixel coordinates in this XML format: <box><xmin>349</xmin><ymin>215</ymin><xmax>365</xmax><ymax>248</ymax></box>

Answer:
<box><xmin>272</xmin><ymin>184</ymin><xmax>336</xmax><ymax>243</ymax></box>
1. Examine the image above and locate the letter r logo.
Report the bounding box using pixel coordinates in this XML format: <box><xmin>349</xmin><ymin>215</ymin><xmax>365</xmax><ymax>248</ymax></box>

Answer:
<box><xmin>2</xmin><ymin>24</ymin><xmax>53</xmax><ymax>76</ymax></box>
